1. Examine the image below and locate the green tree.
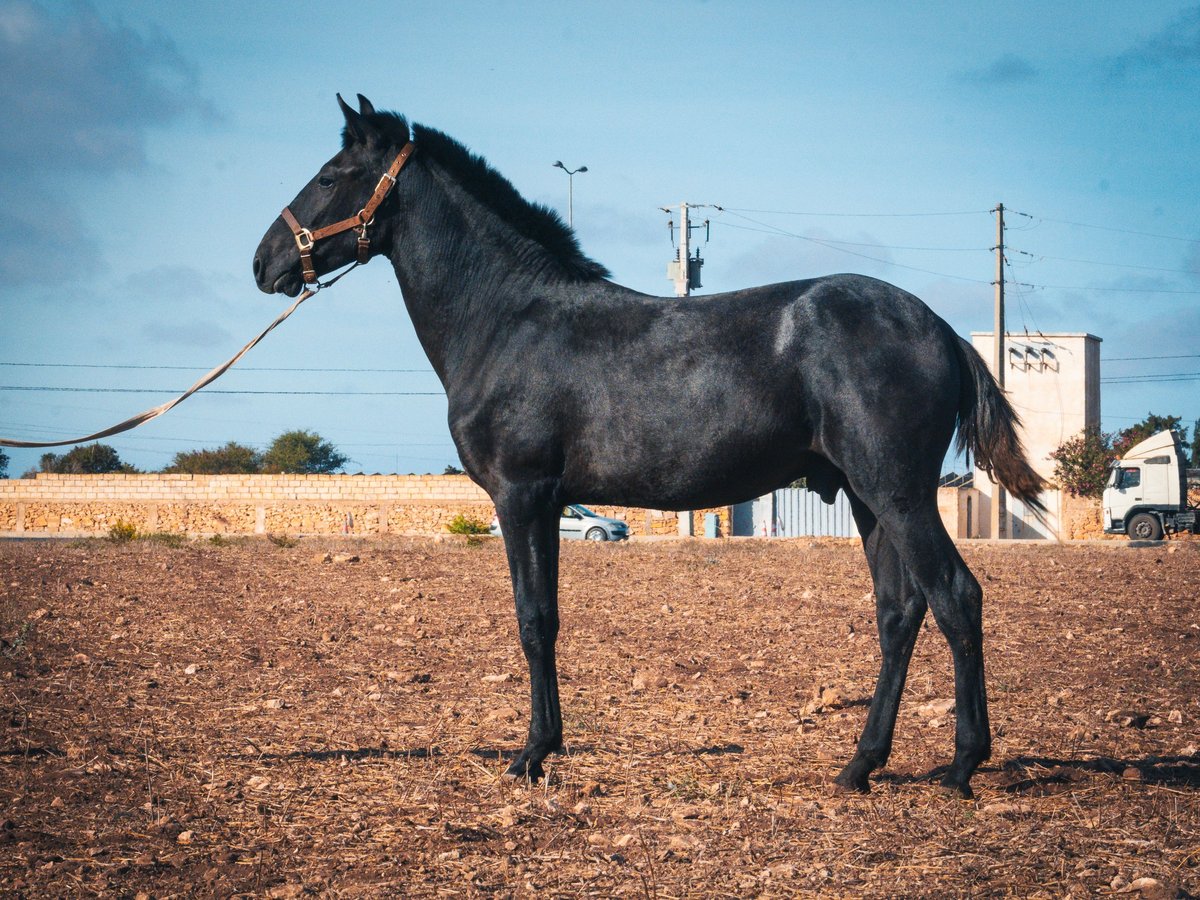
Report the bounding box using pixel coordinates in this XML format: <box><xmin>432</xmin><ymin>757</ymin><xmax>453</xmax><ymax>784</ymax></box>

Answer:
<box><xmin>1113</xmin><ymin>412</ymin><xmax>1189</xmax><ymax>458</ymax></box>
<box><xmin>1192</xmin><ymin>417</ymin><xmax>1200</xmax><ymax>468</ymax></box>
<box><xmin>1049</xmin><ymin>427</ymin><xmax>1115</xmax><ymax>499</ymax></box>
<box><xmin>39</xmin><ymin>443</ymin><xmax>136</xmax><ymax>474</ymax></box>
<box><xmin>262</xmin><ymin>429</ymin><xmax>347</xmax><ymax>474</ymax></box>
<box><xmin>442</xmin><ymin>464</ymin><xmax>464</xmax><ymax>475</ymax></box>
<box><xmin>0</xmin><ymin>448</ymin><xmax>8</xmax><ymax>479</ymax></box>
<box><xmin>164</xmin><ymin>442</ymin><xmax>263</xmax><ymax>474</ymax></box>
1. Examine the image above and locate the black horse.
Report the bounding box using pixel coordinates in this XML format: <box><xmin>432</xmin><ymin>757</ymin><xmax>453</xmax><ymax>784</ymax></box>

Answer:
<box><xmin>253</xmin><ymin>95</ymin><xmax>1045</xmax><ymax>798</ymax></box>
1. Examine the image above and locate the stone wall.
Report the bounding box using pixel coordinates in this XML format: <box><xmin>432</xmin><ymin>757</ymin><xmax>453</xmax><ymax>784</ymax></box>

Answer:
<box><xmin>0</xmin><ymin>473</ymin><xmax>731</xmax><ymax>539</ymax></box>
<box><xmin>1059</xmin><ymin>492</ymin><xmax>1113</xmax><ymax>541</ymax></box>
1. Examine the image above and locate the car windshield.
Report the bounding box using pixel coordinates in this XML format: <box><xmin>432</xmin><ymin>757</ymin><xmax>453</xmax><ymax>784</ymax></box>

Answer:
<box><xmin>570</xmin><ymin>505</ymin><xmax>595</xmax><ymax>517</ymax></box>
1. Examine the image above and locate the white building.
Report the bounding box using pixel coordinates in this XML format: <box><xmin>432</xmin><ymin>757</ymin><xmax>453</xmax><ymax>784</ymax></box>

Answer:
<box><xmin>970</xmin><ymin>332</ymin><xmax>1102</xmax><ymax>539</ymax></box>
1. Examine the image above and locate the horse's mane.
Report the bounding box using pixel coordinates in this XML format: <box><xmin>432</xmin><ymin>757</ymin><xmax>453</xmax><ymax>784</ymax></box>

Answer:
<box><xmin>347</xmin><ymin>111</ymin><xmax>610</xmax><ymax>282</ymax></box>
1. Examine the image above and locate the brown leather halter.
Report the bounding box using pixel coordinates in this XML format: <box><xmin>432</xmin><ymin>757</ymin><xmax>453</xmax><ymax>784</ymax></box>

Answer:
<box><xmin>280</xmin><ymin>142</ymin><xmax>415</xmax><ymax>284</ymax></box>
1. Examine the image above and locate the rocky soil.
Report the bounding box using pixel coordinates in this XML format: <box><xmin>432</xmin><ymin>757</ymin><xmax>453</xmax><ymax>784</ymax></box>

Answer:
<box><xmin>1</xmin><ymin>535</ymin><xmax>1198</xmax><ymax>897</ymax></box>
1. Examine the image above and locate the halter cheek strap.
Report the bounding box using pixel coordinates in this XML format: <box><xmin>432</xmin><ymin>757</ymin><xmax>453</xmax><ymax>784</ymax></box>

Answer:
<box><xmin>281</xmin><ymin>142</ymin><xmax>415</xmax><ymax>284</ymax></box>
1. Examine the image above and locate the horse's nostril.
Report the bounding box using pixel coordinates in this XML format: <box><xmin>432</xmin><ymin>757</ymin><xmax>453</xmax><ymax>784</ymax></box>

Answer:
<box><xmin>253</xmin><ymin>256</ymin><xmax>262</xmax><ymax>279</ymax></box>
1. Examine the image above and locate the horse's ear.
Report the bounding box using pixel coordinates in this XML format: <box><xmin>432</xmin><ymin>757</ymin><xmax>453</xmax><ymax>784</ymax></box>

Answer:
<box><xmin>357</xmin><ymin>94</ymin><xmax>376</xmax><ymax>116</ymax></box>
<box><xmin>338</xmin><ymin>93</ymin><xmax>368</xmax><ymax>143</ymax></box>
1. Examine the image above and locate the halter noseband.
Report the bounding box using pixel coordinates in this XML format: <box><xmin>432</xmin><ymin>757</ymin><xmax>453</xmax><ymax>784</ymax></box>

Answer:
<box><xmin>280</xmin><ymin>142</ymin><xmax>415</xmax><ymax>284</ymax></box>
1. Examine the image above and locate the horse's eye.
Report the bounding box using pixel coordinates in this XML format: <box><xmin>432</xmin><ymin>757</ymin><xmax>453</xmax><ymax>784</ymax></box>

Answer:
<box><xmin>318</xmin><ymin>176</ymin><xmax>335</xmax><ymax>188</ymax></box>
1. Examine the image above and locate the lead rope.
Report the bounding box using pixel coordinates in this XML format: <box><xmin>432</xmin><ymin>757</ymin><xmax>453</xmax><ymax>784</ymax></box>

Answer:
<box><xmin>0</xmin><ymin>262</ymin><xmax>360</xmax><ymax>449</ymax></box>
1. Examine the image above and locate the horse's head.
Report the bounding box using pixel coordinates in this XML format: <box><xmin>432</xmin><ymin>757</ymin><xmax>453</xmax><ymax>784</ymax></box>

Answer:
<box><xmin>253</xmin><ymin>94</ymin><xmax>413</xmax><ymax>296</ymax></box>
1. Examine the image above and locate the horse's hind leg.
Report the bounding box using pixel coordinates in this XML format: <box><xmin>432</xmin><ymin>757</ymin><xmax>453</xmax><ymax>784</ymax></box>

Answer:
<box><xmin>874</xmin><ymin>504</ymin><xmax>989</xmax><ymax>798</ymax></box>
<box><xmin>494</xmin><ymin>484</ymin><xmax>564</xmax><ymax>781</ymax></box>
<box><xmin>834</xmin><ymin>492</ymin><xmax>928</xmax><ymax>793</ymax></box>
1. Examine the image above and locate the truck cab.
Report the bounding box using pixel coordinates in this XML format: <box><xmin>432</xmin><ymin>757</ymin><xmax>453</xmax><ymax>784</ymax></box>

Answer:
<box><xmin>1102</xmin><ymin>429</ymin><xmax>1196</xmax><ymax>540</ymax></box>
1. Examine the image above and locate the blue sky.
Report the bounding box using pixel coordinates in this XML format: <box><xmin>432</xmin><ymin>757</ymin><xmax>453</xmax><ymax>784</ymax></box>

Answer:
<box><xmin>2</xmin><ymin>0</ymin><xmax>1198</xmax><ymax>476</ymax></box>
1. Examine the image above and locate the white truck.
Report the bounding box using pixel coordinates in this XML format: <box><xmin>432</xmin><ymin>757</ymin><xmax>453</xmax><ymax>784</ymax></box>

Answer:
<box><xmin>1103</xmin><ymin>429</ymin><xmax>1199</xmax><ymax>540</ymax></box>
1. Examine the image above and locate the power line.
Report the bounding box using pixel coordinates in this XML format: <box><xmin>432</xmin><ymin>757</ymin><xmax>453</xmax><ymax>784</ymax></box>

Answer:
<box><xmin>713</xmin><ymin>221</ymin><xmax>985</xmax><ymax>252</ymax></box>
<box><xmin>0</xmin><ymin>386</ymin><xmax>445</xmax><ymax>396</ymax></box>
<box><xmin>718</xmin><ymin>210</ymin><xmax>992</xmax><ymax>284</ymax></box>
<box><xmin>722</xmin><ymin>206</ymin><xmax>988</xmax><ymax>218</ymax></box>
<box><xmin>1010</xmin><ymin>210</ymin><xmax>1200</xmax><ymax>244</ymax></box>
<box><xmin>1007</xmin><ymin>250</ymin><xmax>1200</xmax><ymax>277</ymax></box>
<box><xmin>0</xmin><ymin>362</ymin><xmax>437</xmax><ymax>373</ymax></box>
<box><xmin>1105</xmin><ymin>353</ymin><xmax>1200</xmax><ymax>361</ymax></box>
<box><xmin>1101</xmin><ymin>372</ymin><xmax>1200</xmax><ymax>384</ymax></box>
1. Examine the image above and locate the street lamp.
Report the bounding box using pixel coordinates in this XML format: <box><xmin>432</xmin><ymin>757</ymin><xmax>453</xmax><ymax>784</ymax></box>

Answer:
<box><xmin>552</xmin><ymin>160</ymin><xmax>587</xmax><ymax>228</ymax></box>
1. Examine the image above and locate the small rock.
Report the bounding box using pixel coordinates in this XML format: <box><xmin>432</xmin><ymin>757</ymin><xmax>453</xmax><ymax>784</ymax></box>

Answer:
<box><xmin>495</xmin><ymin>805</ymin><xmax>520</xmax><ymax>828</ymax></box>
<box><xmin>668</xmin><ymin>834</ymin><xmax>699</xmax><ymax>851</ymax></box>
<box><xmin>482</xmin><ymin>673</ymin><xmax>512</xmax><ymax>683</ymax></box>
<box><xmin>1122</xmin><ymin>766</ymin><xmax>1142</xmax><ymax>781</ymax></box>
<box><xmin>184</xmin><ymin>664</ymin><xmax>198</xmax><ymax>676</ymax></box>
<box><xmin>918</xmin><ymin>698</ymin><xmax>956</xmax><ymax>718</ymax></box>
<box><xmin>1106</xmin><ymin>710</ymin><xmax>1150</xmax><ymax>729</ymax></box>
<box><xmin>313</xmin><ymin>552</ymin><xmax>332</xmax><ymax>563</ymax></box>
<box><xmin>246</xmin><ymin>775</ymin><xmax>271</xmax><ymax>791</ymax></box>
<box><xmin>50</xmin><ymin>796</ymin><xmax>64</xmax><ymax>808</ymax></box>
<box><xmin>176</xmin><ymin>830</ymin><xmax>195</xmax><ymax>845</ymax></box>
<box><xmin>982</xmin><ymin>801</ymin><xmax>1032</xmax><ymax>816</ymax></box>
<box><xmin>614</xmin><ymin>833</ymin><xmax>636</xmax><ymax>848</ymax></box>
<box><xmin>263</xmin><ymin>698</ymin><xmax>286</xmax><ymax>710</ymax></box>
<box><xmin>331</xmin><ymin>553</ymin><xmax>360</xmax><ymax>564</ymax></box>
<box><xmin>266</xmin><ymin>884</ymin><xmax>305</xmax><ymax>899</ymax></box>
<box><xmin>487</xmin><ymin>706</ymin><xmax>519</xmax><ymax>722</ymax></box>
<box><xmin>1167</xmin><ymin>709</ymin><xmax>1183</xmax><ymax>724</ymax></box>
<box><xmin>1124</xmin><ymin>877</ymin><xmax>1165</xmax><ymax>894</ymax></box>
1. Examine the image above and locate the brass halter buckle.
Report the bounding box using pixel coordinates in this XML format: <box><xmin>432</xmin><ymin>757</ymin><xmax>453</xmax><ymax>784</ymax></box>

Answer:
<box><xmin>279</xmin><ymin>143</ymin><xmax>414</xmax><ymax>285</ymax></box>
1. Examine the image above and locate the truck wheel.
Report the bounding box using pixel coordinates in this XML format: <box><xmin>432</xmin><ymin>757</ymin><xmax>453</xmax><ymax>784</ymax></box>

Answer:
<box><xmin>1127</xmin><ymin>513</ymin><xmax>1163</xmax><ymax>541</ymax></box>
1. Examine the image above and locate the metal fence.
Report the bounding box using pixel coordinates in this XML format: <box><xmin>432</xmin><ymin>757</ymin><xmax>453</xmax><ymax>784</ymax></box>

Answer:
<box><xmin>765</xmin><ymin>488</ymin><xmax>859</xmax><ymax>538</ymax></box>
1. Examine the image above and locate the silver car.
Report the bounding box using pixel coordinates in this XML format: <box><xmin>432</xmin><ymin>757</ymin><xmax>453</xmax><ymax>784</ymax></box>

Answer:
<box><xmin>490</xmin><ymin>504</ymin><xmax>629</xmax><ymax>541</ymax></box>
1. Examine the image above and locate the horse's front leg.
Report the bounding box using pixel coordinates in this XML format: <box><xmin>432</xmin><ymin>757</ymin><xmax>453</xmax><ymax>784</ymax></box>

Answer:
<box><xmin>496</xmin><ymin>491</ymin><xmax>563</xmax><ymax>781</ymax></box>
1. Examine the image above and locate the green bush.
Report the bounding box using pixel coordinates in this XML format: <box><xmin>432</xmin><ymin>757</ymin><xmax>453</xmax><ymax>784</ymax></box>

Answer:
<box><xmin>107</xmin><ymin>520</ymin><xmax>138</xmax><ymax>543</ymax></box>
<box><xmin>446</xmin><ymin>513</ymin><xmax>491</xmax><ymax>535</ymax></box>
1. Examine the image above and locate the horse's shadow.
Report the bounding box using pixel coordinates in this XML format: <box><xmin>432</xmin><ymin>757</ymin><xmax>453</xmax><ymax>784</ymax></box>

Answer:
<box><xmin>250</xmin><ymin>746</ymin><xmax>442</xmax><ymax>762</ymax></box>
<box><xmin>239</xmin><ymin>746</ymin><xmax>1200</xmax><ymax>792</ymax></box>
<box><xmin>997</xmin><ymin>753</ymin><xmax>1200</xmax><ymax>791</ymax></box>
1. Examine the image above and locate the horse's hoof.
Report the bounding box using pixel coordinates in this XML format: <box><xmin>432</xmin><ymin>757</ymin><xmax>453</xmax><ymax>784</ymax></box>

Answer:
<box><xmin>502</xmin><ymin>757</ymin><xmax>545</xmax><ymax>783</ymax></box>
<box><xmin>938</xmin><ymin>774</ymin><xmax>974</xmax><ymax>800</ymax></box>
<box><xmin>833</xmin><ymin>764</ymin><xmax>872</xmax><ymax>794</ymax></box>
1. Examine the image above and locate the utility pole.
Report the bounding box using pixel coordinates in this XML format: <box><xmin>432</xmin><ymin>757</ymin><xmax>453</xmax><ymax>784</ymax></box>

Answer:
<box><xmin>663</xmin><ymin>202</ymin><xmax>709</xmax><ymax>297</ymax></box>
<box><xmin>991</xmin><ymin>203</ymin><xmax>1007</xmax><ymax>540</ymax></box>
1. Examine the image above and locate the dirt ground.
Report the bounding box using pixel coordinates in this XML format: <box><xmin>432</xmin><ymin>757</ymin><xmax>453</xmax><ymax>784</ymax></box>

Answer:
<box><xmin>1</xmin><ymin>535</ymin><xmax>1198</xmax><ymax>898</ymax></box>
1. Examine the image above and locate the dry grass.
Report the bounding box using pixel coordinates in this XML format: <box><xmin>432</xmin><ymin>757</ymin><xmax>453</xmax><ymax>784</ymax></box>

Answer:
<box><xmin>1</xmin><ymin>536</ymin><xmax>1198</xmax><ymax>897</ymax></box>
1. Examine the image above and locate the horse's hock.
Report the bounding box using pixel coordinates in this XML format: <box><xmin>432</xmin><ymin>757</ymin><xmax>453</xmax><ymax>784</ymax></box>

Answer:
<box><xmin>0</xmin><ymin>473</ymin><xmax>730</xmax><ymax>538</ymax></box>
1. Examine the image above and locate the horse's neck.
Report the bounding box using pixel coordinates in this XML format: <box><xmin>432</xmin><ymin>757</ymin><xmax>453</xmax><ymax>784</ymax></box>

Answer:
<box><xmin>385</xmin><ymin>168</ymin><xmax>554</xmax><ymax>383</ymax></box>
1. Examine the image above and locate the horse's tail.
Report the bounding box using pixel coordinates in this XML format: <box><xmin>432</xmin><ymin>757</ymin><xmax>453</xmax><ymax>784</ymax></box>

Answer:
<box><xmin>952</xmin><ymin>335</ymin><xmax>1048</xmax><ymax>514</ymax></box>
